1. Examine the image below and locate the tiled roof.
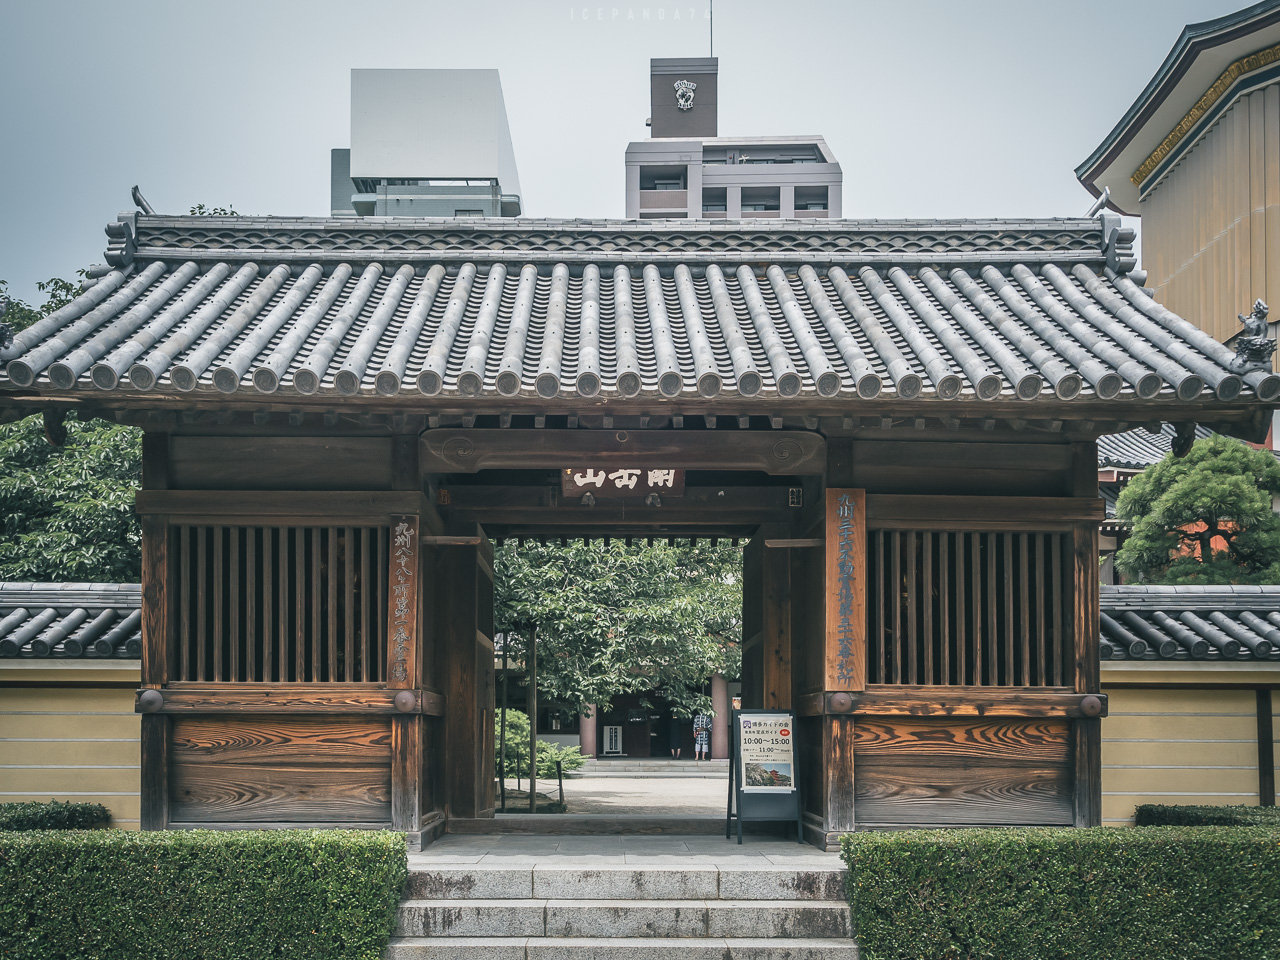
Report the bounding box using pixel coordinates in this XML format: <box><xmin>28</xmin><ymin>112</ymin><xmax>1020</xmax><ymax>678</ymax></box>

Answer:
<box><xmin>0</xmin><ymin>583</ymin><xmax>140</xmax><ymax>660</ymax></box>
<box><xmin>1097</xmin><ymin>423</ymin><xmax>1215</xmax><ymax>470</ymax></box>
<box><xmin>2</xmin><ymin>214</ymin><xmax>1277</xmax><ymax>409</ymax></box>
<box><xmin>1100</xmin><ymin>584</ymin><xmax>1280</xmax><ymax>662</ymax></box>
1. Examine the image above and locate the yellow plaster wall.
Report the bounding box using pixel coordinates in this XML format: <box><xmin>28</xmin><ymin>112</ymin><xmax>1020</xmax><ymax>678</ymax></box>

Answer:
<box><xmin>1101</xmin><ymin>685</ymin><xmax>1261</xmax><ymax>825</ymax></box>
<box><xmin>1139</xmin><ymin>82</ymin><xmax>1280</xmax><ymax>343</ymax></box>
<box><xmin>0</xmin><ymin>664</ymin><xmax>141</xmax><ymax>829</ymax></box>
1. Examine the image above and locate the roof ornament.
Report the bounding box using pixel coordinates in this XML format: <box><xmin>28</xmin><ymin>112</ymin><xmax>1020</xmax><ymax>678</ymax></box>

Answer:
<box><xmin>1171</xmin><ymin>422</ymin><xmax>1197</xmax><ymax>458</ymax></box>
<box><xmin>674</xmin><ymin>79</ymin><xmax>696</xmax><ymax>110</ymax></box>
<box><xmin>0</xmin><ymin>297</ymin><xmax>11</xmax><ymax>353</ymax></box>
<box><xmin>130</xmin><ymin>185</ymin><xmax>155</xmax><ymax>215</ymax></box>
<box><xmin>1084</xmin><ymin>186</ymin><xmax>1111</xmax><ymax>218</ymax></box>
<box><xmin>1099</xmin><ymin>212</ymin><xmax>1138</xmax><ymax>274</ymax></box>
<box><xmin>1229</xmin><ymin>299</ymin><xmax>1275</xmax><ymax>374</ymax></box>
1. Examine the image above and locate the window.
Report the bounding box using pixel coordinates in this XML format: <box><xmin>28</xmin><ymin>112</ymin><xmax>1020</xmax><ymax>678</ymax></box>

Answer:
<box><xmin>454</xmin><ymin>209</ymin><xmax>485</xmax><ymax>217</ymax></box>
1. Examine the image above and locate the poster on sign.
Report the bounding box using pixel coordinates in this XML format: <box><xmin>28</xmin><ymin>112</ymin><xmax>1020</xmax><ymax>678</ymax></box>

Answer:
<box><xmin>737</xmin><ymin>713</ymin><xmax>794</xmax><ymax>793</ymax></box>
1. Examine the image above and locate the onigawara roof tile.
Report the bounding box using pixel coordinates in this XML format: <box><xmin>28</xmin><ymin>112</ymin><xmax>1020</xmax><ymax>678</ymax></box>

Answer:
<box><xmin>0</xmin><ymin>582</ymin><xmax>141</xmax><ymax>660</ymax></box>
<box><xmin>2</xmin><ymin>214</ymin><xmax>1277</xmax><ymax>412</ymax></box>
<box><xmin>1100</xmin><ymin>584</ymin><xmax>1280</xmax><ymax>662</ymax></box>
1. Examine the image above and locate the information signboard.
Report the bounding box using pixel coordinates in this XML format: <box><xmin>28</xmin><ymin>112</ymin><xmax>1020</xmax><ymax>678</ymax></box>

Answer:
<box><xmin>726</xmin><ymin>709</ymin><xmax>803</xmax><ymax>844</ymax></box>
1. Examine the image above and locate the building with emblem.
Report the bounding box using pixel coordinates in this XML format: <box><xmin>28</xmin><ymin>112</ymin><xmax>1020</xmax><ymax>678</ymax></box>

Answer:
<box><xmin>330</xmin><ymin>69</ymin><xmax>523</xmax><ymax>219</ymax></box>
<box><xmin>625</xmin><ymin>58</ymin><xmax>842</xmax><ymax>219</ymax></box>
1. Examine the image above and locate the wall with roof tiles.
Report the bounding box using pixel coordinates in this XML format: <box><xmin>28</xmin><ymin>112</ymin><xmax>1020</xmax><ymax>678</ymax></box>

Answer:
<box><xmin>0</xmin><ymin>663</ymin><xmax>141</xmax><ymax>829</ymax></box>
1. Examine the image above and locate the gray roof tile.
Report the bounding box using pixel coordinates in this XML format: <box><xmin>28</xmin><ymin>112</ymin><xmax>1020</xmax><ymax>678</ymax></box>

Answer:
<box><xmin>2</xmin><ymin>215</ymin><xmax>1277</xmax><ymax>407</ymax></box>
<box><xmin>0</xmin><ymin>583</ymin><xmax>141</xmax><ymax>660</ymax></box>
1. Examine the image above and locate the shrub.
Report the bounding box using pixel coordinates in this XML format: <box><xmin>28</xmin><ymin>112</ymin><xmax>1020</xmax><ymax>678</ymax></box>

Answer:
<box><xmin>1135</xmin><ymin>803</ymin><xmax>1280</xmax><ymax>826</ymax></box>
<box><xmin>0</xmin><ymin>829</ymin><xmax>406</xmax><ymax>960</ymax></box>
<box><xmin>841</xmin><ymin>826</ymin><xmax>1280</xmax><ymax>960</ymax></box>
<box><xmin>494</xmin><ymin>708</ymin><xmax>588</xmax><ymax>779</ymax></box>
<box><xmin>0</xmin><ymin>800</ymin><xmax>111</xmax><ymax>831</ymax></box>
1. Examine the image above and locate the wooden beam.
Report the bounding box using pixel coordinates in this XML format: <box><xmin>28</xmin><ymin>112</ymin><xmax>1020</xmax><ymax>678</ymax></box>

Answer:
<box><xmin>804</xmin><ymin>687</ymin><xmax>1108</xmax><ymax>719</ymax></box>
<box><xmin>387</xmin><ymin>515</ymin><xmax>419</xmax><ymax>688</ymax></box>
<box><xmin>421</xmin><ymin>428</ymin><xmax>826</xmax><ymax>475</ymax></box>
<box><xmin>135</xmin><ymin>490</ymin><xmax>429</xmax><ymax>524</ymax></box>
<box><xmin>823</xmin><ymin>716</ymin><xmax>855</xmax><ymax>836</ymax></box>
<box><xmin>866</xmin><ymin>495</ymin><xmax>1104</xmax><ymax>528</ymax></box>
<box><xmin>1073</xmin><ymin>717</ymin><xmax>1102</xmax><ymax>827</ymax></box>
<box><xmin>761</xmin><ymin>529</ymin><xmax>792</xmax><ymax>711</ymax></box>
<box><xmin>134</xmin><ymin>685</ymin><xmax>444</xmax><ymax>715</ymax></box>
<box><xmin>441</xmin><ymin>484</ymin><xmax>795</xmax><ymax>528</ymax></box>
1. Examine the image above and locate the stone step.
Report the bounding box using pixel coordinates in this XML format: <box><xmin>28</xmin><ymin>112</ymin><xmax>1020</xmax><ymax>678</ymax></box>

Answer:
<box><xmin>406</xmin><ymin>864</ymin><xmax>845</xmax><ymax>901</ymax></box>
<box><xmin>396</xmin><ymin>898</ymin><xmax>852</xmax><ymax>939</ymax></box>
<box><xmin>385</xmin><ymin>936</ymin><xmax>859</xmax><ymax>959</ymax></box>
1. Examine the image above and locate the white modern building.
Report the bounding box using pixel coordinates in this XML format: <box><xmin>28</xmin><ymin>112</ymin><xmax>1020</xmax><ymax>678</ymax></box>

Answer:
<box><xmin>625</xmin><ymin>58</ymin><xmax>842</xmax><ymax>219</ymax></box>
<box><xmin>331</xmin><ymin>69</ymin><xmax>522</xmax><ymax>218</ymax></box>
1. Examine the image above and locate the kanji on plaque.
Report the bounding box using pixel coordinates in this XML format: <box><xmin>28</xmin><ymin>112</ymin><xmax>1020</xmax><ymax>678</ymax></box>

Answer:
<box><xmin>561</xmin><ymin>467</ymin><xmax>685</xmax><ymax>498</ymax></box>
<box><xmin>386</xmin><ymin>515</ymin><xmax>418</xmax><ymax>688</ymax></box>
<box><xmin>824</xmin><ymin>489</ymin><xmax>866</xmax><ymax>690</ymax></box>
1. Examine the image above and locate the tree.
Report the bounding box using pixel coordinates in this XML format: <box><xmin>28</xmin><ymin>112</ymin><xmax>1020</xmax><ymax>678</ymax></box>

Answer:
<box><xmin>1114</xmin><ymin>433</ymin><xmax>1280</xmax><ymax>584</ymax></box>
<box><xmin>495</xmin><ymin>539</ymin><xmax>742</xmax><ymax>717</ymax></box>
<box><xmin>0</xmin><ymin>278</ymin><xmax>143</xmax><ymax>583</ymax></box>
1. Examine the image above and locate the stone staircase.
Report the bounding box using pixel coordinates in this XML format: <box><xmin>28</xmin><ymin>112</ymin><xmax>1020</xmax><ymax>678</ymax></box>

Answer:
<box><xmin>386</xmin><ymin>859</ymin><xmax>858</xmax><ymax>959</ymax></box>
<box><xmin>581</xmin><ymin>758</ymin><xmax>730</xmax><ymax>778</ymax></box>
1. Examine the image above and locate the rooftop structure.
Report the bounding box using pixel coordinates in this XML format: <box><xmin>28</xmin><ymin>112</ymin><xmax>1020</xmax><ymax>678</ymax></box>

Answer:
<box><xmin>626</xmin><ymin>58</ymin><xmax>842</xmax><ymax>219</ymax></box>
<box><xmin>331</xmin><ymin>69</ymin><xmax>522</xmax><ymax>218</ymax></box>
<box><xmin>4</xmin><ymin>214</ymin><xmax>1273</xmax><ymax>424</ymax></box>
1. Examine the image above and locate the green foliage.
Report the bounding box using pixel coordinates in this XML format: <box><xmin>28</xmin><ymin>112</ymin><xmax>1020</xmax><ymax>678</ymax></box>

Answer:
<box><xmin>188</xmin><ymin>203</ymin><xmax>240</xmax><ymax>216</ymax></box>
<box><xmin>495</xmin><ymin>539</ymin><xmax>742</xmax><ymax>716</ymax></box>
<box><xmin>0</xmin><ymin>801</ymin><xmax>111</xmax><ymax>831</ymax></box>
<box><xmin>0</xmin><ymin>829</ymin><xmax>406</xmax><ymax>960</ymax></box>
<box><xmin>0</xmin><ymin>412</ymin><xmax>142</xmax><ymax>582</ymax></box>
<box><xmin>1135</xmin><ymin>803</ymin><xmax>1280</xmax><ymax>826</ymax></box>
<box><xmin>0</xmin><ymin>275</ymin><xmax>81</xmax><ymax>335</ymax></box>
<box><xmin>494</xmin><ymin>708</ymin><xmax>587</xmax><ymax>779</ymax></box>
<box><xmin>1115</xmin><ymin>433</ymin><xmax>1280</xmax><ymax>584</ymax></box>
<box><xmin>841</xmin><ymin>826</ymin><xmax>1280</xmax><ymax>960</ymax></box>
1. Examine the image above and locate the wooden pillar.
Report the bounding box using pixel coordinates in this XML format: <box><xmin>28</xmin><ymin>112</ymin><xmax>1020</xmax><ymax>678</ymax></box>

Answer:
<box><xmin>138</xmin><ymin>432</ymin><xmax>171</xmax><ymax>830</ymax></box>
<box><xmin>388</xmin><ymin>515</ymin><xmax>422</xmax><ymax>832</ymax></box>
<box><xmin>711</xmin><ymin>673</ymin><xmax>730</xmax><ymax>760</ymax></box>
<box><xmin>441</xmin><ymin>531</ymin><xmax>495</xmax><ymax>820</ymax></box>
<box><xmin>760</xmin><ymin>526</ymin><xmax>793</xmax><ymax>710</ymax></box>
<box><xmin>1259</xmin><ymin>688</ymin><xmax>1275</xmax><ymax>807</ymax></box>
<box><xmin>821</xmin><ymin>485</ymin><xmax>864</xmax><ymax>843</ymax></box>
<box><xmin>579</xmin><ymin>705</ymin><xmax>597</xmax><ymax>758</ymax></box>
<box><xmin>1070</xmin><ymin>442</ymin><xmax>1103</xmax><ymax>825</ymax></box>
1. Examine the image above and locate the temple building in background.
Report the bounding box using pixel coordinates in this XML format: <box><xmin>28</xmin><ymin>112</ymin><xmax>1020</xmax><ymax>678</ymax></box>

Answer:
<box><xmin>625</xmin><ymin>58</ymin><xmax>842</xmax><ymax>219</ymax></box>
<box><xmin>1077</xmin><ymin>1</ymin><xmax>1280</xmax><ymax>345</ymax></box>
<box><xmin>330</xmin><ymin>69</ymin><xmax>522</xmax><ymax>218</ymax></box>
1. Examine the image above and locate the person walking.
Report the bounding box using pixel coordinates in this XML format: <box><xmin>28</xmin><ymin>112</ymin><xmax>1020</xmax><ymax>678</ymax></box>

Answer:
<box><xmin>693</xmin><ymin>712</ymin><xmax>712</xmax><ymax>761</ymax></box>
<box><xmin>668</xmin><ymin>715</ymin><xmax>684</xmax><ymax>759</ymax></box>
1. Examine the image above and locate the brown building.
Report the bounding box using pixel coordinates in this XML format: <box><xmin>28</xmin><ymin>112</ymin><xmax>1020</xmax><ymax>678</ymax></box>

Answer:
<box><xmin>1077</xmin><ymin>1</ymin><xmax>1280</xmax><ymax>344</ymax></box>
<box><xmin>1</xmin><ymin>213</ymin><xmax>1275</xmax><ymax>847</ymax></box>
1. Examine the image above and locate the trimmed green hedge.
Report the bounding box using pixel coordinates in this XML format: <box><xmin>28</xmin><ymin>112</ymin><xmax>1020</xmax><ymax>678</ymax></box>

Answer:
<box><xmin>1136</xmin><ymin>803</ymin><xmax>1280</xmax><ymax>827</ymax></box>
<box><xmin>0</xmin><ymin>829</ymin><xmax>407</xmax><ymax>960</ymax></box>
<box><xmin>841</xmin><ymin>827</ymin><xmax>1280</xmax><ymax>960</ymax></box>
<box><xmin>0</xmin><ymin>800</ymin><xmax>111</xmax><ymax>831</ymax></box>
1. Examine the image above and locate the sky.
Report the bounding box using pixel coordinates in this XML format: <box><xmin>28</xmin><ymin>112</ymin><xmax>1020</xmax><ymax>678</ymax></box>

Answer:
<box><xmin>0</xmin><ymin>0</ymin><xmax>1254</xmax><ymax>305</ymax></box>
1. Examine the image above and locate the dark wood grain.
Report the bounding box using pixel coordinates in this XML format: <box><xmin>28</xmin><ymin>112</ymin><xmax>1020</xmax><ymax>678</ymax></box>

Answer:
<box><xmin>140</xmin><ymin>714</ymin><xmax>169</xmax><ymax>829</ymax></box>
<box><xmin>1073</xmin><ymin>717</ymin><xmax>1102</xmax><ymax>827</ymax></box>
<box><xmin>168</xmin><ymin>437</ymin><xmax>394</xmax><ymax>490</ymax></box>
<box><xmin>136</xmin><ymin>490</ymin><xmax>428</xmax><ymax>525</ymax></box>
<box><xmin>391</xmin><ymin>715</ymin><xmax>422</xmax><ymax>831</ymax></box>
<box><xmin>840</xmin><ymin>687</ymin><xmax>1106</xmax><ymax>718</ymax></box>
<box><xmin>854</xmin><ymin>760</ymin><xmax>1074</xmax><ymax>826</ymax></box>
<box><xmin>824</xmin><ymin>716</ymin><xmax>856</xmax><ymax>834</ymax></box>
<box><xmin>170</xmin><ymin>717</ymin><xmax>391</xmax><ymax>763</ymax></box>
<box><xmin>421</xmin><ymin>428</ymin><xmax>826</xmax><ymax>475</ymax></box>
<box><xmin>866</xmin><ymin>495</ymin><xmax>1104</xmax><ymax>527</ymax></box>
<box><xmin>140</xmin><ymin>514</ymin><xmax>169</xmax><ymax>687</ymax></box>
<box><xmin>139</xmin><ymin>684</ymin><xmax>433</xmax><ymax>714</ymax></box>
<box><xmin>169</xmin><ymin>762</ymin><xmax>390</xmax><ymax>822</ymax></box>
<box><xmin>852</xmin><ymin>718</ymin><xmax>1071</xmax><ymax>764</ymax></box>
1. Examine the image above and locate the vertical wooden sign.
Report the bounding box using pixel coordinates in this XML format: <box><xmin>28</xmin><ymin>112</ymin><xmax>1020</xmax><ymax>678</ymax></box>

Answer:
<box><xmin>387</xmin><ymin>515</ymin><xmax>419</xmax><ymax>688</ymax></box>
<box><xmin>825</xmin><ymin>489</ymin><xmax>866</xmax><ymax>691</ymax></box>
